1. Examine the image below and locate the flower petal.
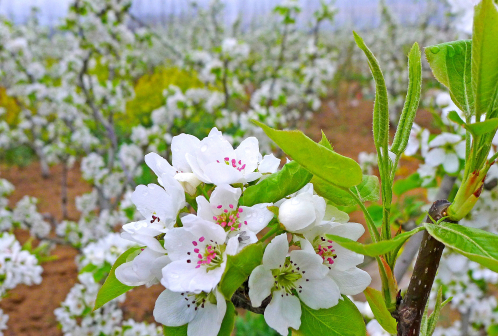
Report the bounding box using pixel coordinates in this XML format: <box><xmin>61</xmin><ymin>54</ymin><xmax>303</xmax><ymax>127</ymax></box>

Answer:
<box><xmin>249</xmin><ymin>265</ymin><xmax>274</xmax><ymax>307</ymax></box>
<box><xmin>144</xmin><ymin>152</ymin><xmax>176</xmax><ymax>181</ymax></box>
<box><xmin>296</xmin><ymin>276</ymin><xmax>340</xmax><ymax>310</ymax></box>
<box><xmin>332</xmin><ymin>245</ymin><xmax>364</xmax><ymax>270</ymax></box>
<box><xmin>259</xmin><ymin>154</ymin><xmax>280</xmax><ymax>174</ymax></box>
<box><xmin>115</xmin><ymin>261</ymin><xmax>148</xmax><ymax>286</ymax></box>
<box><xmin>187</xmin><ymin>296</ymin><xmax>224</xmax><ymax>336</ymax></box>
<box><xmin>425</xmin><ymin>148</ymin><xmax>445</xmax><ymax>167</ymax></box>
<box><xmin>196</xmin><ymin>196</ymin><xmax>215</xmax><ymax>222</ymax></box>
<box><xmin>289</xmin><ymin>250</ymin><xmax>328</xmax><ymax>279</ymax></box>
<box><xmin>203</xmin><ymin>162</ymin><xmax>244</xmax><ymax>185</ymax></box>
<box><xmin>329</xmin><ymin>267</ymin><xmax>371</xmax><ymax>295</ymax></box>
<box><xmin>153</xmin><ymin>289</ymin><xmax>196</xmax><ymax>326</ymax></box>
<box><xmin>161</xmin><ymin>260</ymin><xmax>225</xmax><ymax>293</ymax></box>
<box><xmin>328</xmin><ymin>222</ymin><xmax>365</xmax><ymax>241</ymax></box>
<box><xmin>264</xmin><ymin>290</ymin><xmax>301</xmax><ymax>336</ymax></box>
<box><xmin>239</xmin><ymin>204</ymin><xmax>274</xmax><ymax>234</ymax></box>
<box><xmin>278</xmin><ymin>194</ymin><xmax>316</xmax><ymax>232</ymax></box>
<box><xmin>210</xmin><ymin>184</ymin><xmax>242</xmax><ymax>215</ymax></box>
<box><xmin>235</xmin><ymin>137</ymin><xmax>260</xmax><ymax>173</ymax></box>
<box><xmin>171</xmin><ymin>134</ymin><xmax>200</xmax><ymax>173</ymax></box>
<box><xmin>443</xmin><ymin>152</ymin><xmax>459</xmax><ymax>173</ymax></box>
<box><xmin>263</xmin><ymin>234</ymin><xmax>289</xmax><ymax>269</ymax></box>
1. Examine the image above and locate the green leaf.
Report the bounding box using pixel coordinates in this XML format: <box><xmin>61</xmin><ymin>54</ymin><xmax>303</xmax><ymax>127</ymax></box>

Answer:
<box><xmin>326</xmin><ymin>226</ymin><xmax>425</xmax><ymax>257</ymax></box>
<box><xmin>296</xmin><ymin>296</ymin><xmax>366</xmax><ymax>336</ymax></box>
<box><xmin>420</xmin><ymin>286</ymin><xmax>451</xmax><ymax>336</ymax></box>
<box><xmin>252</xmin><ymin>120</ymin><xmax>362</xmax><ymax>188</ymax></box>
<box><xmin>355</xmin><ymin>175</ymin><xmax>380</xmax><ymax>202</ymax></box>
<box><xmin>218</xmin><ymin>301</ymin><xmax>236</xmax><ymax>336</ymax></box>
<box><xmin>472</xmin><ymin>0</ymin><xmax>498</xmax><ymax>120</ymax></box>
<box><xmin>313</xmin><ymin>175</ymin><xmax>380</xmax><ymax>207</ymax></box>
<box><xmin>219</xmin><ymin>243</ymin><xmax>264</xmax><ymax>300</ymax></box>
<box><xmin>393</xmin><ymin>173</ymin><xmax>423</xmax><ymax>196</ymax></box>
<box><xmin>353</xmin><ymin>31</ymin><xmax>389</xmax><ymax>150</ymax></box>
<box><xmin>447</xmin><ymin>111</ymin><xmax>466</xmax><ymax>128</ymax></box>
<box><xmin>488</xmin><ymin>324</ymin><xmax>498</xmax><ymax>336</ymax></box>
<box><xmin>94</xmin><ymin>246</ymin><xmax>142</xmax><ymax>311</ymax></box>
<box><xmin>391</xmin><ymin>42</ymin><xmax>422</xmax><ymax>155</ymax></box>
<box><xmin>425</xmin><ymin>222</ymin><xmax>498</xmax><ymax>272</ymax></box>
<box><xmin>465</xmin><ymin>118</ymin><xmax>498</xmax><ymax>136</ymax></box>
<box><xmin>364</xmin><ymin>287</ymin><xmax>397</xmax><ymax>334</ymax></box>
<box><xmin>163</xmin><ymin>325</ymin><xmax>188</xmax><ymax>336</ymax></box>
<box><xmin>367</xmin><ymin>204</ymin><xmax>384</xmax><ymax>228</ymax></box>
<box><xmin>425</xmin><ymin>40</ymin><xmax>474</xmax><ymax>117</ymax></box>
<box><xmin>319</xmin><ymin>130</ymin><xmax>333</xmax><ymax>150</ymax></box>
<box><xmin>240</xmin><ymin>161</ymin><xmax>312</xmax><ymax>207</ymax></box>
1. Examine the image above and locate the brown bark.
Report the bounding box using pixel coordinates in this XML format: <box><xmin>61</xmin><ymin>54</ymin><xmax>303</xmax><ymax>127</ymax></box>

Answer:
<box><xmin>395</xmin><ymin>199</ymin><xmax>456</xmax><ymax>336</ymax></box>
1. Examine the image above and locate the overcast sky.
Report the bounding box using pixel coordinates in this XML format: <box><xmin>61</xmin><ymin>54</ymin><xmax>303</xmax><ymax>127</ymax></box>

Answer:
<box><xmin>0</xmin><ymin>0</ymin><xmax>434</xmax><ymax>28</ymax></box>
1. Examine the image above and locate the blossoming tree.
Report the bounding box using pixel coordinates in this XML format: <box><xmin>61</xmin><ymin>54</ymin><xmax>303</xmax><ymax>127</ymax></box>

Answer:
<box><xmin>94</xmin><ymin>2</ymin><xmax>498</xmax><ymax>335</ymax></box>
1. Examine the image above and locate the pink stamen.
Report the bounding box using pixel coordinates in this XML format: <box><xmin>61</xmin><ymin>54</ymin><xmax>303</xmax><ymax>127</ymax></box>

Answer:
<box><xmin>213</xmin><ymin>216</ymin><xmax>217</xmax><ymax>221</ymax></box>
<box><xmin>199</xmin><ymin>237</ymin><xmax>205</xmax><ymax>242</ymax></box>
<box><xmin>194</xmin><ymin>248</ymin><xmax>199</xmax><ymax>253</ymax></box>
<box><xmin>217</xmin><ymin>205</ymin><xmax>222</xmax><ymax>209</ymax></box>
<box><xmin>198</xmin><ymin>254</ymin><xmax>203</xmax><ymax>259</ymax></box>
<box><xmin>224</xmin><ymin>209</ymin><xmax>228</xmax><ymax>213</ymax></box>
<box><xmin>238</xmin><ymin>208</ymin><xmax>243</xmax><ymax>213</ymax></box>
<box><xmin>229</xmin><ymin>204</ymin><xmax>234</xmax><ymax>209</ymax></box>
<box><xmin>192</xmin><ymin>241</ymin><xmax>198</xmax><ymax>246</ymax></box>
<box><xmin>224</xmin><ymin>157</ymin><xmax>229</xmax><ymax>161</ymax></box>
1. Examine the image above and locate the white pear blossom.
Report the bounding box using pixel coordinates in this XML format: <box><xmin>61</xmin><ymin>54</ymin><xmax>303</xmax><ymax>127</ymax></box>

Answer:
<box><xmin>249</xmin><ymin>234</ymin><xmax>340</xmax><ymax>336</ymax></box>
<box><xmin>405</xmin><ymin>123</ymin><xmax>430</xmax><ymax>157</ymax></box>
<box><xmin>154</xmin><ymin>288</ymin><xmax>226</xmax><ymax>336</ymax></box>
<box><xmin>121</xmin><ymin>174</ymin><xmax>186</xmax><ymax>253</ymax></box>
<box><xmin>186</xmin><ymin>128</ymin><xmax>263</xmax><ymax>185</ymax></box>
<box><xmin>425</xmin><ymin>133</ymin><xmax>466</xmax><ymax>173</ymax></box>
<box><xmin>196</xmin><ymin>184</ymin><xmax>274</xmax><ymax>252</ymax></box>
<box><xmin>161</xmin><ymin>214</ymin><xmax>237</xmax><ymax>293</ymax></box>
<box><xmin>301</xmin><ymin>222</ymin><xmax>371</xmax><ymax>296</ymax></box>
<box><xmin>277</xmin><ymin>184</ymin><xmax>326</xmax><ymax>232</ymax></box>
<box><xmin>115</xmin><ymin>247</ymin><xmax>171</xmax><ymax>287</ymax></box>
<box><xmin>144</xmin><ymin>134</ymin><xmax>202</xmax><ymax>195</ymax></box>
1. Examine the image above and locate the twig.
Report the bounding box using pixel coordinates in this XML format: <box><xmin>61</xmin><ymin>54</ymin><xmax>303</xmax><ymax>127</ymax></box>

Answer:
<box><xmin>395</xmin><ymin>199</ymin><xmax>457</xmax><ymax>336</ymax></box>
<box><xmin>394</xmin><ymin>175</ymin><xmax>456</xmax><ymax>282</ymax></box>
<box><xmin>231</xmin><ymin>281</ymin><xmax>271</xmax><ymax>315</ymax></box>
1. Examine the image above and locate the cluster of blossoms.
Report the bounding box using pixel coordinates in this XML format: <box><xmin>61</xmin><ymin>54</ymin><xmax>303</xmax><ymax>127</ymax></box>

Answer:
<box><xmin>112</xmin><ymin>128</ymin><xmax>371</xmax><ymax>336</ymax></box>
<box><xmin>55</xmin><ymin>233</ymin><xmax>162</xmax><ymax>336</ymax></box>
<box><xmin>0</xmin><ymin>232</ymin><xmax>43</xmax><ymax>297</ymax></box>
<box><xmin>0</xmin><ymin>179</ymin><xmax>49</xmax><ymax>237</ymax></box>
<box><xmin>0</xmin><ymin>232</ymin><xmax>43</xmax><ymax>334</ymax></box>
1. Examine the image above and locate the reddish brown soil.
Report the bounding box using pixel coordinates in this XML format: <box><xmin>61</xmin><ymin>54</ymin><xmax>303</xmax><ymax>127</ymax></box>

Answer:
<box><xmin>0</xmin><ymin>95</ymin><xmax>436</xmax><ymax>335</ymax></box>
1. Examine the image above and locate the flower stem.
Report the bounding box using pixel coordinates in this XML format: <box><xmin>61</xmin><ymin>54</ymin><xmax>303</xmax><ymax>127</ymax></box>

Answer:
<box><xmin>259</xmin><ymin>225</ymin><xmax>282</xmax><ymax>243</ymax></box>
<box><xmin>347</xmin><ymin>188</ymin><xmax>381</xmax><ymax>243</ymax></box>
